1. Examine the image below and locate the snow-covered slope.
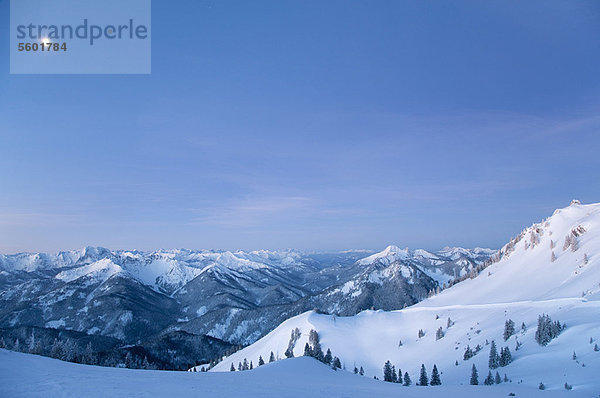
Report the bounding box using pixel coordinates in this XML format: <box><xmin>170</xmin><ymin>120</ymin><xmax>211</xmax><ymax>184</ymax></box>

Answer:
<box><xmin>0</xmin><ymin>349</ymin><xmax>572</xmax><ymax>397</ymax></box>
<box><xmin>211</xmin><ymin>202</ymin><xmax>600</xmax><ymax>395</ymax></box>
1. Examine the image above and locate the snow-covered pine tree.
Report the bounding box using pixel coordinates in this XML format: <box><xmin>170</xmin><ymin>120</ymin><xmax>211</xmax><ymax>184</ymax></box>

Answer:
<box><xmin>13</xmin><ymin>338</ymin><xmax>20</xmax><ymax>352</ymax></box>
<box><xmin>500</xmin><ymin>346</ymin><xmax>512</xmax><ymax>366</ymax></box>
<box><xmin>230</xmin><ymin>363</ymin><xmax>235</xmax><ymax>371</ymax></box>
<box><xmin>447</xmin><ymin>317</ymin><xmax>454</xmax><ymax>328</ymax></box>
<box><xmin>50</xmin><ymin>339</ymin><xmax>62</xmax><ymax>359</ymax></box>
<box><xmin>391</xmin><ymin>365</ymin><xmax>397</xmax><ymax>383</ymax></box>
<box><xmin>353</xmin><ymin>366</ymin><xmax>358</xmax><ymax>374</ymax></box>
<box><xmin>258</xmin><ymin>355</ymin><xmax>265</xmax><ymax>366</ymax></box>
<box><xmin>495</xmin><ymin>371</ymin><xmax>501</xmax><ymax>384</ymax></box>
<box><xmin>470</xmin><ymin>364</ymin><xmax>479</xmax><ymax>385</ymax></box>
<box><xmin>332</xmin><ymin>357</ymin><xmax>342</xmax><ymax>370</ymax></box>
<box><xmin>418</xmin><ymin>329</ymin><xmax>425</xmax><ymax>338</ymax></box>
<box><xmin>397</xmin><ymin>368</ymin><xmax>402</xmax><ymax>383</ymax></box>
<box><xmin>83</xmin><ymin>342</ymin><xmax>96</xmax><ymax>365</ymax></box>
<box><xmin>572</xmin><ymin>351</ymin><xmax>577</xmax><ymax>360</ymax></box>
<box><xmin>594</xmin><ymin>344</ymin><xmax>599</xmax><ymax>352</ymax></box>
<box><xmin>269</xmin><ymin>351</ymin><xmax>275</xmax><ymax>363</ymax></box>
<box><xmin>383</xmin><ymin>360</ymin><xmax>393</xmax><ymax>382</ymax></box>
<box><xmin>488</xmin><ymin>341</ymin><xmax>499</xmax><ymax>369</ymax></box>
<box><xmin>564</xmin><ymin>382</ymin><xmax>573</xmax><ymax>390</ymax></box>
<box><xmin>484</xmin><ymin>371</ymin><xmax>494</xmax><ymax>385</ymax></box>
<box><xmin>535</xmin><ymin>314</ymin><xmax>564</xmax><ymax>345</ymax></box>
<box><xmin>62</xmin><ymin>339</ymin><xmax>77</xmax><ymax>362</ymax></box>
<box><xmin>308</xmin><ymin>329</ymin><xmax>324</xmax><ymax>362</ymax></box>
<box><xmin>418</xmin><ymin>364</ymin><xmax>428</xmax><ymax>386</ymax></box>
<box><xmin>430</xmin><ymin>365</ymin><xmax>441</xmax><ymax>385</ymax></box>
<box><xmin>551</xmin><ymin>251</ymin><xmax>556</xmax><ymax>262</ymax></box>
<box><xmin>436</xmin><ymin>327</ymin><xmax>444</xmax><ymax>340</ymax></box>
<box><xmin>359</xmin><ymin>366</ymin><xmax>364</xmax><ymax>376</ymax></box>
<box><xmin>303</xmin><ymin>342</ymin><xmax>312</xmax><ymax>357</ymax></box>
<box><xmin>515</xmin><ymin>340</ymin><xmax>522</xmax><ymax>351</ymax></box>
<box><xmin>124</xmin><ymin>352</ymin><xmax>133</xmax><ymax>368</ymax></box>
<box><xmin>26</xmin><ymin>331</ymin><xmax>37</xmax><ymax>354</ymax></box>
<box><xmin>249</xmin><ymin>361</ymin><xmax>253</xmax><ymax>370</ymax></box>
<box><xmin>403</xmin><ymin>372</ymin><xmax>411</xmax><ymax>386</ymax></box>
<box><xmin>285</xmin><ymin>328</ymin><xmax>301</xmax><ymax>358</ymax></box>
<box><xmin>504</xmin><ymin>319</ymin><xmax>515</xmax><ymax>341</ymax></box>
<box><xmin>324</xmin><ymin>348</ymin><xmax>332</xmax><ymax>365</ymax></box>
<box><xmin>238</xmin><ymin>362</ymin><xmax>242</xmax><ymax>371</ymax></box>
<box><xmin>463</xmin><ymin>345</ymin><xmax>474</xmax><ymax>360</ymax></box>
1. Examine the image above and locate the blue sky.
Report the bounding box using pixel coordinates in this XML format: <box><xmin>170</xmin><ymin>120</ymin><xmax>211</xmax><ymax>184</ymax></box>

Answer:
<box><xmin>1</xmin><ymin>0</ymin><xmax>599</xmax><ymax>253</ymax></box>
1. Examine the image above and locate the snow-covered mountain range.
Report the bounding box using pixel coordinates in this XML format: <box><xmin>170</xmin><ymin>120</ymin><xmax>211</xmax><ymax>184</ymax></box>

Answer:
<box><xmin>210</xmin><ymin>201</ymin><xmax>600</xmax><ymax>395</ymax></box>
<box><xmin>0</xmin><ymin>243</ymin><xmax>492</xmax><ymax>367</ymax></box>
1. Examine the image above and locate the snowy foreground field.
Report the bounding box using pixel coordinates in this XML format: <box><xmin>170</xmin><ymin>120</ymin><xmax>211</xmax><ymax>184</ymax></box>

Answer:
<box><xmin>0</xmin><ymin>349</ymin><xmax>582</xmax><ymax>397</ymax></box>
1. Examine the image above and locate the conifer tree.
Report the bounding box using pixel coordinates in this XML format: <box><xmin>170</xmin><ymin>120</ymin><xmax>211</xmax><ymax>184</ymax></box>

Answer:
<box><xmin>430</xmin><ymin>364</ymin><xmax>441</xmax><ymax>385</ymax></box>
<box><xmin>332</xmin><ymin>357</ymin><xmax>341</xmax><ymax>369</ymax></box>
<box><xmin>249</xmin><ymin>361</ymin><xmax>253</xmax><ymax>370</ymax></box>
<box><xmin>484</xmin><ymin>371</ymin><xmax>494</xmax><ymax>385</ymax></box>
<box><xmin>463</xmin><ymin>345</ymin><xmax>474</xmax><ymax>360</ymax></box>
<box><xmin>269</xmin><ymin>351</ymin><xmax>275</xmax><ymax>363</ymax></box>
<box><xmin>397</xmin><ymin>368</ymin><xmax>402</xmax><ymax>383</ymax></box>
<box><xmin>258</xmin><ymin>355</ymin><xmax>265</xmax><ymax>366</ymax></box>
<box><xmin>353</xmin><ymin>366</ymin><xmax>358</xmax><ymax>374</ymax></box>
<box><xmin>308</xmin><ymin>330</ymin><xmax>324</xmax><ymax>361</ymax></box>
<box><xmin>27</xmin><ymin>331</ymin><xmax>37</xmax><ymax>354</ymax></box>
<box><xmin>500</xmin><ymin>346</ymin><xmax>512</xmax><ymax>366</ymax></box>
<box><xmin>436</xmin><ymin>327</ymin><xmax>444</xmax><ymax>340</ymax></box>
<box><xmin>324</xmin><ymin>348</ymin><xmax>332</xmax><ymax>365</ymax></box>
<box><xmin>535</xmin><ymin>314</ymin><xmax>564</xmax><ymax>346</ymax></box>
<box><xmin>124</xmin><ymin>352</ymin><xmax>133</xmax><ymax>368</ymax></box>
<box><xmin>488</xmin><ymin>341</ymin><xmax>499</xmax><ymax>369</ymax></box>
<box><xmin>230</xmin><ymin>363</ymin><xmax>235</xmax><ymax>371</ymax></box>
<box><xmin>495</xmin><ymin>371</ymin><xmax>501</xmax><ymax>384</ymax></box>
<box><xmin>504</xmin><ymin>319</ymin><xmax>515</xmax><ymax>341</ymax></box>
<box><xmin>418</xmin><ymin>364</ymin><xmax>428</xmax><ymax>386</ymax></box>
<box><xmin>303</xmin><ymin>342</ymin><xmax>312</xmax><ymax>357</ymax></box>
<box><xmin>359</xmin><ymin>366</ymin><xmax>364</xmax><ymax>376</ymax></box>
<box><xmin>383</xmin><ymin>360</ymin><xmax>393</xmax><ymax>382</ymax></box>
<box><xmin>470</xmin><ymin>364</ymin><xmax>479</xmax><ymax>385</ymax></box>
<box><xmin>403</xmin><ymin>372</ymin><xmax>411</xmax><ymax>386</ymax></box>
<box><xmin>391</xmin><ymin>365</ymin><xmax>397</xmax><ymax>383</ymax></box>
<box><xmin>83</xmin><ymin>342</ymin><xmax>96</xmax><ymax>365</ymax></box>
